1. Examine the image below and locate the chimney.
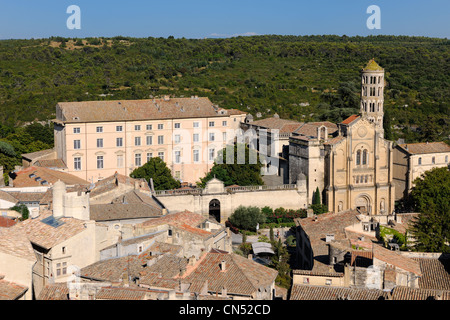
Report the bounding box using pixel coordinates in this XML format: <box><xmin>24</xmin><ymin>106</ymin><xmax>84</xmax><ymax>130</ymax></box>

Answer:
<box><xmin>52</xmin><ymin>180</ymin><xmax>66</xmax><ymax>219</ymax></box>
<box><xmin>248</xmin><ymin>254</ymin><xmax>253</xmax><ymax>260</ymax></box>
<box><xmin>220</xmin><ymin>260</ymin><xmax>226</xmax><ymax>271</ymax></box>
<box><xmin>188</xmin><ymin>255</ymin><xmax>196</xmax><ymax>266</ymax></box>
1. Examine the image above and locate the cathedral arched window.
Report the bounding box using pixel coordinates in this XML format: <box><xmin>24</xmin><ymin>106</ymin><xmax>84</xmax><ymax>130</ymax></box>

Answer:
<box><xmin>356</xmin><ymin>150</ymin><xmax>361</xmax><ymax>165</ymax></box>
<box><xmin>362</xmin><ymin>149</ymin><xmax>368</xmax><ymax>165</ymax></box>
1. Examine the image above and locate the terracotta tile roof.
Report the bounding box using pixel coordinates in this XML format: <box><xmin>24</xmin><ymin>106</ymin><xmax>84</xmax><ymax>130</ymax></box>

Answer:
<box><xmin>140</xmin><ymin>210</ymin><xmax>206</xmax><ymax>229</ymax></box>
<box><xmin>0</xmin><ymin>224</ymin><xmax>36</xmax><ymax>261</ymax></box>
<box><xmin>250</xmin><ymin>117</ymin><xmax>304</xmax><ymax>134</ymax></box>
<box><xmin>56</xmin><ymin>97</ymin><xmax>243</xmax><ymax>123</ymax></box>
<box><xmin>37</xmin><ymin>282</ymin><xmax>69</xmax><ymax>300</ymax></box>
<box><xmin>0</xmin><ymin>277</ymin><xmax>28</xmax><ymax>300</ymax></box>
<box><xmin>141</xmin><ymin>254</ymin><xmax>188</xmax><ymax>280</ymax></box>
<box><xmin>295</xmin><ymin>121</ymin><xmax>338</xmax><ymax>136</ymax></box>
<box><xmin>90</xmin><ymin>202</ymin><xmax>163</xmax><ymax>222</ymax></box>
<box><xmin>21</xmin><ymin>149</ymin><xmax>56</xmax><ymax>161</ymax></box>
<box><xmin>95</xmin><ymin>287</ymin><xmax>148</xmax><ymax>300</ymax></box>
<box><xmin>12</xmin><ymin>210</ymin><xmax>88</xmax><ymax>250</ymax></box>
<box><xmin>88</xmin><ymin>173</ymin><xmax>150</xmax><ymax>200</ymax></box>
<box><xmin>0</xmin><ymin>190</ymin><xmax>19</xmax><ymax>204</ymax></box>
<box><xmin>341</xmin><ymin>114</ymin><xmax>360</xmax><ymax>125</ymax></box>
<box><xmin>389</xmin><ymin>286</ymin><xmax>450</xmax><ymax>300</ymax></box>
<box><xmin>181</xmin><ymin>250</ymin><xmax>278</xmax><ymax>296</ymax></box>
<box><xmin>34</xmin><ymin>159</ymin><xmax>67</xmax><ymax>169</ymax></box>
<box><xmin>294</xmin><ymin>210</ymin><xmax>361</xmax><ymax>272</ymax></box>
<box><xmin>372</xmin><ymin>245</ymin><xmax>421</xmax><ymax>276</ymax></box>
<box><xmin>6</xmin><ymin>191</ymin><xmax>46</xmax><ymax>203</ymax></box>
<box><xmin>414</xmin><ymin>257</ymin><xmax>450</xmax><ymax>290</ymax></box>
<box><xmin>324</xmin><ymin>135</ymin><xmax>345</xmax><ymax>145</ymax></box>
<box><xmin>290</xmin><ymin>284</ymin><xmax>387</xmax><ymax>300</ymax></box>
<box><xmin>80</xmin><ymin>251</ymin><xmax>154</xmax><ymax>282</ymax></box>
<box><xmin>11</xmin><ymin>166</ymin><xmax>89</xmax><ymax>187</ymax></box>
<box><xmin>397</xmin><ymin>142</ymin><xmax>450</xmax><ymax>155</ymax></box>
<box><xmin>0</xmin><ymin>216</ymin><xmax>17</xmax><ymax>228</ymax></box>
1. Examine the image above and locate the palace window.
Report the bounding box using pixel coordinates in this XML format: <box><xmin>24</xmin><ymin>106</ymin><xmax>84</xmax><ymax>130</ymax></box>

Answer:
<box><xmin>158</xmin><ymin>152</ymin><xmax>165</xmax><ymax>161</ymax></box>
<box><xmin>116</xmin><ymin>125</ymin><xmax>123</xmax><ymax>132</ymax></box>
<box><xmin>135</xmin><ymin>125</ymin><xmax>141</xmax><ymax>131</ymax></box>
<box><xmin>193</xmin><ymin>149</ymin><xmax>200</xmax><ymax>162</ymax></box>
<box><xmin>146</xmin><ymin>124</ymin><xmax>152</xmax><ymax>130</ymax></box>
<box><xmin>146</xmin><ymin>153</ymin><xmax>153</xmax><ymax>162</ymax></box>
<box><xmin>74</xmin><ymin>140</ymin><xmax>81</xmax><ymax>149</ymax></box>
<box><xmin>158</xmin><ymin>135</ymin><xmax>164</xmax><ymax>145</ymax></box>
<box><xmin>73</xmin><ymin>127</ymin><xmax>80</xmax><ymax>134</ymax></box>
<box><xmin>174</xmin><ymin>150</ymin><xmax>181</xmax><ymax>164</ymax></box>
<box><xmin>193</xmin><ymin>133</ymin><xmax>199</xmax><ymax>142</ymax></box>
<box><xmin>74</xmin><ymin>157</ymin><xmax>81</xmax><ymax>171</ymax></box>
<box><xmin>135</xmin><ymin>136</ymin><xmax>141</xmax><ymax>146</ymax></box>
<box><xmin>117</xmin><ymin>154</ymin><xmax>124</xmax><ymax>168</ymax></box>
<box><xmin>146</xmin><ymin>136</ymin><xmax>153</xmax><ymax>145</ymax></box>
<box><xmin>96</xmin><ymin>126</ymin><xmax>103</xmax><ymax>133</ymax></box>
<box><xmin>158</xmin><ymin>124</ymin><xmax>164</xmax><ymax>130</ymax></box>
<box><xmin>97</xmin><ymin>138</ymin><xmax>103</xmax><ymax>148</ymax></box>
<box><xmin>174</xmin><ymin>123</ymin><xmax>181</xmax><ymax>129</ymax></box>
<box><xmin>135</xmin><ymin>153</ymin><xmax>142</xmax><ymax>167</ymax></box>
<box><xmin>97</xmin><ymin>156</ymin><xmax>104</xmax><ymax>169</ymax></box>
<box><xmin>116</xmin><ymin>137</ymin><xmax>123</xmax><ymax>147</ymax></box>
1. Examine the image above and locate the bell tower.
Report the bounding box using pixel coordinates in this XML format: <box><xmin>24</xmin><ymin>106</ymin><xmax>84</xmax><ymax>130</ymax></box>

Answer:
<box><xmin>360</xmin><ymin>59</ymin><xmax>384</xmax><ymax>131</ymax></box>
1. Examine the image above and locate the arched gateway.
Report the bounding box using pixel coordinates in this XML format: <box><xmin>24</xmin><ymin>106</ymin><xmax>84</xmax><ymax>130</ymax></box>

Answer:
<box><xmin>209</xmin><ymin>199</ymin><xmax>221</xmax><ymax>222</ymax></box>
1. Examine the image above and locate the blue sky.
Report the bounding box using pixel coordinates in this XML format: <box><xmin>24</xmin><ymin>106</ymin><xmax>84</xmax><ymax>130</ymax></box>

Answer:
<box><xmin>0</xmin><ymin>0</ymin><xmax>448</xmax><ymax>39</ymax></box>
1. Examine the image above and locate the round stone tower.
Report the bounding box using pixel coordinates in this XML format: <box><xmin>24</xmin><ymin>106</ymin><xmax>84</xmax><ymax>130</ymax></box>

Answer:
<box><xmin>360</xmin><ymin>59</ymin><xmax>385</xmax><ymax>131</ymax></box>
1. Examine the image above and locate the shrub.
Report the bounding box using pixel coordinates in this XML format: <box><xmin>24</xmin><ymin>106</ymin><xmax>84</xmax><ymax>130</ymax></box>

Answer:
<box><xmin>228</xmin><ymin>206</ymin><xmax>266</xmax><ymax>231</ymax></box>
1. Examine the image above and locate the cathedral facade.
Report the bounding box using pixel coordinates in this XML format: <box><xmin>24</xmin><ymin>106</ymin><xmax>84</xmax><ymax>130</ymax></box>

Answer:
<box><xmin>289</xmin><ymin>60</ymin><xmax>395</xmax><ymax>215</ymax></box>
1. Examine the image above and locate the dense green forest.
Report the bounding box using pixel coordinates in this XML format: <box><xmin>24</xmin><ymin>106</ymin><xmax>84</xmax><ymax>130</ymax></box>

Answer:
<box><xmin>0</xmin><ymin>35</ymin><xmax>448</xmax><ymax>176</ymax></box>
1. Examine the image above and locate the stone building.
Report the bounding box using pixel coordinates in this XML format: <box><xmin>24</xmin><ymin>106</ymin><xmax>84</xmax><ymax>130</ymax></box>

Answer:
<box><xmin>288</xmin><ymin>59</ymin><xmax>395</xmax><ymax>215</ymax></box>
<box><xmin>393</xmin><ymin>141</ymin><xmax>450</xmax><ymax>200</ymax></box>
<box><xmin>52</xmin><ymin>96</ymin><xmax>246</xmax><ymax>184</ymax></box>
<box><xmin>154</xmin><ymin>176</ymin><xmax>308</xmax><ymax>223</ymax></box>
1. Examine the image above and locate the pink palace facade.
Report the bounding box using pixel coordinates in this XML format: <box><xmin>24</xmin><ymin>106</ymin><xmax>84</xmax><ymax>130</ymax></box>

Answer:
<box><xmin>53</xmin><ymin>96</ymin><xmax>246</xmax><ymax>184</ymax></box>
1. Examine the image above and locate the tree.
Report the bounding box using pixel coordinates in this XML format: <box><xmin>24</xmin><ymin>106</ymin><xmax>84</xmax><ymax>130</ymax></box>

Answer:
<box><xmin>408</xmin><ymin>167</ymin><xmax>450</xmax><ymax>253</ymax></box>
<box><xmin>10</xmin><ymin>204</ymin><xmax>29</xmax><ymax>220</ymax></box>
<box><xmin>130</xmin><ymin>157</ymin><xmax>180</xmax><ymax>190</ymax></box>
<box><xmin>228</xmin><ymin>205</ymin><xmax>266</xmax><ymax>232</ymax></box>
<box><xmin>270</xmin><ymin>238</ymin><xmax>291</xmax><ymax>289</ymax></box>
<box><xmin>198</xmin><ymin>143</ymin><xmax>264</xmax><ymax>187</ymax></box>
<box><xmin>312</xmin><ymin>187</ymin><xmax>321</xmax><ymax>205</ymax></box>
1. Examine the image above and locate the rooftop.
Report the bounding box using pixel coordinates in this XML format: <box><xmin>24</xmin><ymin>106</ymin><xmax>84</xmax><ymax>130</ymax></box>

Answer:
<box><xmin>363</xmin><ymin>59</ymin><xmax>384</xmax><ymax>71</ymax></box>
<box><xmin>397</xmin><ymin>141</ymin><xmax>450</xmax><ymax>155</ymax></box>
<box><xmin>10</xmin><ymin>210</ymin><xmax>88</xmax><ymax>250</ymax></box>
<box><xmin>55</xmin><ymin>97</ymin><xmax>245</xmax><ymax>123</ymax></box>
<box><xmin>180</xmin><ymin>249</ymin><xmax>278</xmax><ymax>296</ymax></box>
<box><xmin>0</xmin><ymin>276</ymin><xmax>28</xmax><ymax>300</ymax></box>
<box><xmin>10</xmin><ymin>166</ymin><xmax>89</xmax><ymax>187</ymax></box>
<box><xmin>290</xmin><ymin>284</ymin><xmax>387</xmax><ymax>300</ymax></box>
